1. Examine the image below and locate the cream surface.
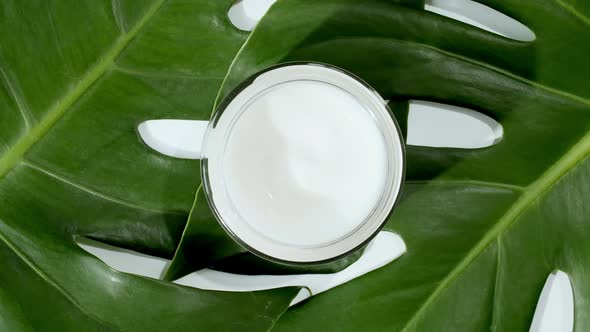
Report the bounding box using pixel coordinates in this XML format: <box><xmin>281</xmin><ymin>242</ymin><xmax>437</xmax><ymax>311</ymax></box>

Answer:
<box><xmin>223</xmin><ymin>81</ymin><xmax>387</xmax><ymax>247</ymax></box>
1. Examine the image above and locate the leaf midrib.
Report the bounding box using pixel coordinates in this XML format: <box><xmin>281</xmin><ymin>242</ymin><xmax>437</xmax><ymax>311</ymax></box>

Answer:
<box><xmin>0</xmin><ymin>0</ymin><xmax>168</xmax><ymax>326</ymax></box>
<box><xmin>0</xmin><ymin>0</ymin><xmax>167</xmax><ymax>180</ymax></box>
<box><xmin>400</xmin><ymin>123</ymin><xmax>590</xmax><ymax>332</ymax></box>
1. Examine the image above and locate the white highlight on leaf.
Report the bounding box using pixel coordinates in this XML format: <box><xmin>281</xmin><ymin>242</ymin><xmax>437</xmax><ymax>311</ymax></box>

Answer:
<box><xmin>530</xmin><ymin>270</ymin><xmax>574</xmax><ymax>332</ymax></box>
<box><xmin>138</xmin><ymin>119</ymin><xmax>208</xmax><ymax>159</ymax></box>
<box><xmin>407</xmin><ymin>100</ymin><xmax>503</xmax><ymax>149</ymax></box>
<box><xmin>76</xmin><ymin>231</ymin><xmax>406</xmax><ymax>306</ymax></box>
<box><xmin>425</xmin><ymin>0</ymin><xmax>536</xmax><ymax>41</ymax></box>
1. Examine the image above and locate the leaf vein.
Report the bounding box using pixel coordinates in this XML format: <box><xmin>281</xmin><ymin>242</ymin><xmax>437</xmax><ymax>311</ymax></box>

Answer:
<box><xmin>112</xmin><ymin>0</ymin><xmax>126</xmax><ymax>32</ymax></box>
<box><xmin>113</xmin><ymin>65</ymin><xmax>224</xmax><ymax>80</ymax></box>
<box><xmin>45</xmin><ymin>2</ymin><xmax>69</xmax><ymax>69</ymax></box>
<box><xmin>0</xmin><ymin>65</ymin><xmax>32</xmax><ymax>129</ymax></box>
<box><xmin>490</xmin><ymin>236</ymin><xmax>502</xmax><ymax>331</ymax></box>
<box><xmin>405</xmin><ymin>180</ymin><xmax>524</xmax><ymax>192</ymax></box>
<box><xmin>399</xmin><ymin>129</ymin><xmax>590</xmax><ymax>331</ymax></box>
<box><xmin>394</xmin><ymin>38</ymin><xmax>590</xmax><ymax>108</ymax></box>
<box><xmin>22</xmin><ymin>160</ymin><xmax>184</xmax><ymax>216</ymax></box>
<box><xmin>0</xmin><ymin>225</ymin><xmax>117</xmax><ymax>329</ymax></box>
<box><xmin>0</xmin><ymin>0</ymin><xmax>168</xmax><ymax>180</ymax></box>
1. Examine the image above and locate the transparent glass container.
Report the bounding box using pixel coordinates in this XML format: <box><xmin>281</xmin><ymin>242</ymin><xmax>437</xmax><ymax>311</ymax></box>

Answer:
<box><xmin>201</xmin><ymin>62</ymin><xmax>405</xmax><ymax>265</ymax></box>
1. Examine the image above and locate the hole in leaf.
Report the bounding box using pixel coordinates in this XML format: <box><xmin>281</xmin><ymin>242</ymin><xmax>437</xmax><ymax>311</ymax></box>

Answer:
<box><xmin>424</xmin><ymin>0</ymin><xmax>536</xmax><ymax>41</ymax></box>
<box><xmin>228</xmin><ymin>0</ymin><xmax>536</xmax><ymax>41</ymax></box>
<box><xmin>530</xmin><ymin>270</ymin><xmax>574</xmax><ymax>332</ymax></box>
<box><xmin>228</xmin><ymin>0</ymin><xmax>276</xmax><ymax>31</ymax></box>
<box><xmin>174</xmin><ymin>232</ymin><xmax>406</xmax><ymax>306</ymax></box>
<box><xmin>138</xmin><ymin>119</ymin><xmax>208</xmax><ymax>159</ymax></box>
<box><xmin>76</xmin><ymin>237</ymin><xmax>169</xmax><ymax>279</ymax></box>
<box><xmin>407</xmin><ymin>100</ymin><xmax>503</xmax><ymax>149</ymax></box>
<box><xmin>77</xmin><ymin>233</ymin><xmax>405</xmax><ymax>307</ymax></box>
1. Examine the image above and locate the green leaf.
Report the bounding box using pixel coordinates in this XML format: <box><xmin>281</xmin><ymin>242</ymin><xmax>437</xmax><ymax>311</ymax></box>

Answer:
<box><xmin>0</xmin><ymin>0</ymin><xmax>299</xmax><ymax>330</ymax></box>
<box><xmin>177</xmin><ymin>0</ymin><xmax>590</xmax><ymax>330</ymax></box>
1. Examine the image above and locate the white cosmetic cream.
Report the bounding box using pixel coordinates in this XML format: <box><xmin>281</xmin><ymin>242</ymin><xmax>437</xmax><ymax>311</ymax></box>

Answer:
<box><xmin>224</xmin><ymin>81</ymin><xmax>387</xmax><ymax>247</ymax></box>
<box><xmin>202</xmin><ymin>63</ymin><xmax>404</xmax><ymax>263</ymax></box>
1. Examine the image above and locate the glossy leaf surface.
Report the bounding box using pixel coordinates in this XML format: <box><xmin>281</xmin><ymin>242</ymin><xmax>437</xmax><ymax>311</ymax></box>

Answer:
<box><xmin>3</xmin><ymin>0</ymin><xmax>590</xmax><ymax>330</ymax></box>
<box><xmin>0</xmin><ymin>0</ymin><xmax>298</xmax><ymax>330</ymax></box>
<box><xmin>173</xmin><ymin>0</ymin><xmax>590</xmax><ymax>330</ymax></box>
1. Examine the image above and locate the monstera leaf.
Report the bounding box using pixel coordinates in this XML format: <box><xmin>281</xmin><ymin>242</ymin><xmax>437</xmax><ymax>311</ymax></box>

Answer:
<box><xmin>0</xmin><ymin>0</ymin><xmax>299</xmax><ymax>330</ymax></box>
<box><xmin>169</xmin><ymin>0</ymin><xmax>590</xmax><ymax>330</ymax></box>
<box><xmin>4</xmin><ymin>0</ymin><xmax>590</xmax><ymax>330</ymax></box>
